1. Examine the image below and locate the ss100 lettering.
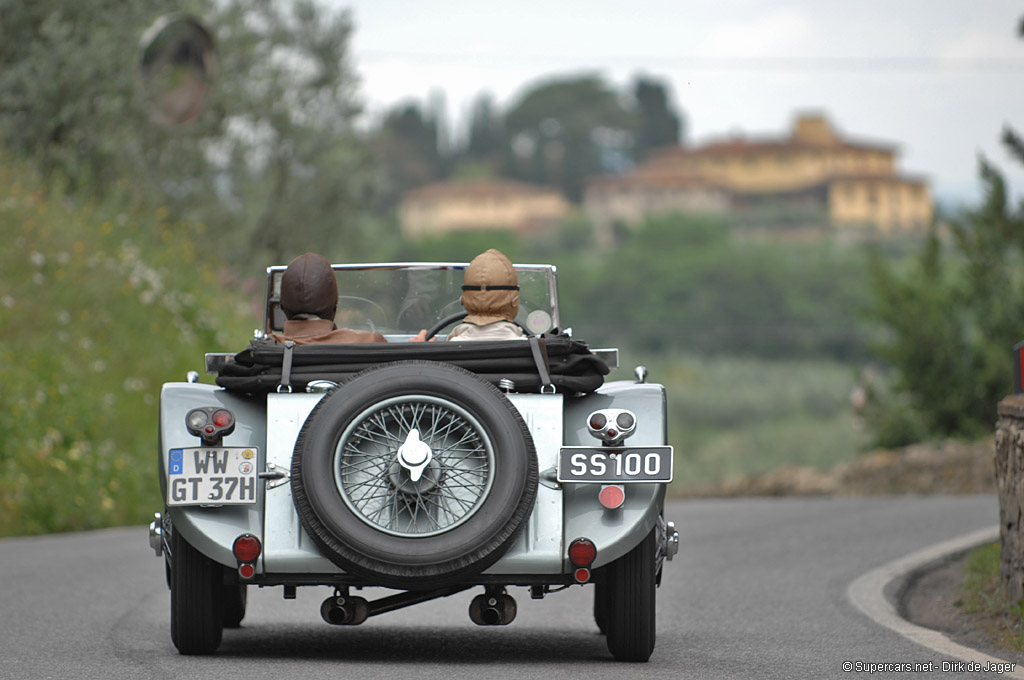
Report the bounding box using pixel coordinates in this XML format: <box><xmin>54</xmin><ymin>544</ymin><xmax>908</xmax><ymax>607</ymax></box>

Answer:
<box><xmin>570</xmin><ymin>451</ymin><xmax>662</xmax><ymax>478</ymax></box>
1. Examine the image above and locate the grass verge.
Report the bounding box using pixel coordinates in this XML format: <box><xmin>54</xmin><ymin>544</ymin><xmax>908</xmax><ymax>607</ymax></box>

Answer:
<box><xmin>960</xmin><ymin>542</ymin><xmax>1024</xmax><ymax>652</ymax></box>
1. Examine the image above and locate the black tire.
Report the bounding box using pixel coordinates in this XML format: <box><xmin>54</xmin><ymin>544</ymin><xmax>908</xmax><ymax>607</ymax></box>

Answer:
<box><xmin>170</xmin><ymin>528</ymin><xmax>224</xmax><ymax>655</ymax></box>
<box><xmin>223</xmin><ymin>583</ymin><xmax>247</xmax><ymax>628</ymax></box>
<box><xmin>605</xmin><ymin>527</ymin><xmax>657</xmax><ymax>662</ymax></box>
<box><xmin>291</xmin><ymin>361</ymin><xmax>538</xmax><ymax>589</ymax></box>
<box><xmin>593</xmin><ymin>582</ymin><xmax>609</xmax><ymax>634</ymax></box>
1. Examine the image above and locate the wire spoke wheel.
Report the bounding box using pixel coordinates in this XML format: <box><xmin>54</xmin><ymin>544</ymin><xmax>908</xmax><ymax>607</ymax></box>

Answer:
<box><xmin>336</xmin><ymin>396</ymin><xmax>495</xmax><ymax>537</ymax></box>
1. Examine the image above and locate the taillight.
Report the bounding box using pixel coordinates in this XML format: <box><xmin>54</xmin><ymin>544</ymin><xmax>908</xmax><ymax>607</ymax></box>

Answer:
<box><xmin>569</xmin><ymin>538</ymin><xmax>597</xmax><ymax>584</ymax></box>
<box><xmin>233</xmin><ymin>534</ymin><xmax>262</xmax><ymax>562</ymax></box>
<box><xmin>568</xmin><ymin>538</ymin><xmax>596</xmax><ymax>567</ymax></box>
<box><xmin>233</xmin><ymin>534</ymin><xmax>261</xmax><ymax>581</ymax></box>
<box><xmin>212</xmin><ymin>409</ymin><xmax>234</xmax><ymax>429</ymax></box>
<box><xmin>586</xmin><ymin>409</ymin><xmax>637</xmax><ymax>446</ymax></box>
<box><xmin>186</xmin><ymin>406</ymin><xmax>236</xmax><ymax>443</ymax></box>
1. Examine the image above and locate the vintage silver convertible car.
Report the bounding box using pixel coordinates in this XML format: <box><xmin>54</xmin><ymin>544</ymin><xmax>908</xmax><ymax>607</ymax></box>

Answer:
<box><xmin>150</xmin><ymin>262</ymin><xmax>678</xmax><ymax>662</ymax></box>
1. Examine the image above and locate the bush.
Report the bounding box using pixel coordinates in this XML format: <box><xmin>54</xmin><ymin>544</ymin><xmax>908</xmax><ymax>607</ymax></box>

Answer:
<box><xmin>865</xmin><ymin>133</ymin><xmax>1024</xmax><ymax>445</ymax></box>
<box><xmin>0</xmin><ymin>158</ymin><xmax>254</xmax><ymax>535</ymax></box>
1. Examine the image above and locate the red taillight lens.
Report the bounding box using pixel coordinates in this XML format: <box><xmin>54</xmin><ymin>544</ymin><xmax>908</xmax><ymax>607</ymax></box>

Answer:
<box><xmin>212</xmin><ymin>409</ymin><xmax>234</xmax><ymax>429</ymax></box>
<box><xmin>568</xmin><ymin>538</ymin><xmax>597</xmax><ymax>567</ymax></box>
<box><xmin>588</xmin><ymin>413</ymin><xmax>607</xmax><ymax>431</ymax></box>
<box><xmin>233</xmin><ymin>534</ymin><xmax>262</xmax><ymax>562</ymax></box>
<box><xmin>574</xmin><ymin>567</ymin><xmax>591</xmax><ymax>583</ymax></box>
<box><xmin>238</xmin><ymin>563</ymin><xmax>255</xmax><ymax>579</ymax></box>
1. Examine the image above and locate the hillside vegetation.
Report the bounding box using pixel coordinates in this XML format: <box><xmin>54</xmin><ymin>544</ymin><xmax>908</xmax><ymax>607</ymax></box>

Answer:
<box><xmin>0</xmin><ymin>158</ymin><xmax>254</xmax><ymax>535</ymax></box>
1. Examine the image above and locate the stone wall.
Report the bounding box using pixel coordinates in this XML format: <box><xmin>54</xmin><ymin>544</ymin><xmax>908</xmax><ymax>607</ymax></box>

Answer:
<box><xmin>995</xmin><ymin>394</ymin><xmax>1024</xmax><ymax>603</ymax></box>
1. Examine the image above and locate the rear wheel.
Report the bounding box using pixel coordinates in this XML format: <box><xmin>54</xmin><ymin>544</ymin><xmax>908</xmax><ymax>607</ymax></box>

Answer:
<box><xmin>593</xmin><ymin>582</ymin><xmax>609</xmax><ymax>634</ymax></box>
<box><xmin>223</xmin><ymin>583</ymin><xmax>247</xmax><ymax>628</ymax></box>
<box><xmin>170</xmin><ymin>528</ymin><xmax>224</xmax><ymax>655</ymax></box>
<box><xmin>605</xmin><ymin>527</ymin><xmax>657</xmax><ymax>662</ymax></box>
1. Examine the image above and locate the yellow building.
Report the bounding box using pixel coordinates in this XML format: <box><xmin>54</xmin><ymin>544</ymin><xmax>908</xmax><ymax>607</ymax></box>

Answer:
<box><xmin>399</xmin><ymin>178</ymin><xmax>570</xmax><ymax>238</ymax></box>
<box><xmin>587</xmin><ymin>113</ymin><xmax>933</xmax><ymax>234</ymax></box>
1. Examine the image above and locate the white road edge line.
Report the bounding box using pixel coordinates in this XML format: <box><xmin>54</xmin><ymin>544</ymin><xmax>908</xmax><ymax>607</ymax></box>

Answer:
<box><xmin>847</xmin><ymin>525</ymin><xmax>1024</xmax><ymax>678</ymax></box>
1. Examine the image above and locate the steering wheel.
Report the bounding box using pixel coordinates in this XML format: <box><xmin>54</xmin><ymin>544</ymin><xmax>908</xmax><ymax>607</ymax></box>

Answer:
<box><xmin>424</xmin><ymin>312</ymin><xmax>468</xmax><ymax>341</ymax></box>
<box><xmin>422</xmin><ymin>311</ymin><xmax>534</xmax><ymax>341</ymax></box>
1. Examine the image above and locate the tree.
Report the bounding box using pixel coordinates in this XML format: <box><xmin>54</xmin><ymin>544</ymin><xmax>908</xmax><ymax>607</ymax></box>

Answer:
<box><xmin>502</xmin><ymin>74</ymin><xmax>636</xmax><ymax>201</ymax></box>
<box><xmin>865</xmin><ymin>129</ymin><xmax>1024</xmax><ymax>444</ymax></box>
<box><xmin>463</xmin><ymin>93</ymin><xmax>504</xmax><ymax>166</ymax></box>
<box><xmin>370</xmin><ymin>101</ymin><xmax>445</xmax><ymax>209</ymax></box>
<box><xmin>632</xmin><ymin>76</ymin><xmax>683</xmax><ymax>159</ymax></box>
<box><xmin>0</xmin><ymin>0</ymin><xmax>375</xmax><ymax>264</ymax></box>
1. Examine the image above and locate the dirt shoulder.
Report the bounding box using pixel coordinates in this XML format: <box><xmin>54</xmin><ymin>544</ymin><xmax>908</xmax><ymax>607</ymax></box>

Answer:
<box><xmin>903</xmin><ymin>553</ymin><xmax>1024</xmax><ymax>663</ymax></box>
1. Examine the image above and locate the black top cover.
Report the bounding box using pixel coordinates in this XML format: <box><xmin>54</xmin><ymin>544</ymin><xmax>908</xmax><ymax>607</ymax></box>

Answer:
<box><xmin>216</xmin><ymin>335</ymin><xmax>610</xmax><ymax>394</ymax></box>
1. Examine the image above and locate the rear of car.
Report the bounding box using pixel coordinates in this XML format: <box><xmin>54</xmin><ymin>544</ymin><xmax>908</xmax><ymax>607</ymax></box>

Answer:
<box><xmin>150</xmin><ymin>262</ymin><xmax>677</xmax><ymax>661</ymax></box>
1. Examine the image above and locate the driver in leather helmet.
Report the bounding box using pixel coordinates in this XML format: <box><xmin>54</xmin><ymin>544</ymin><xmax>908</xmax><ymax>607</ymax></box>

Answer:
<box><xmin>272</xmin><ymin>252</ymin><xmax>386</xmax><ymax>345</ymax></box>
<box><xmin>447</xmin><ymin>249</ymin><xmax>525</xmax><ymax>341</ymax></box>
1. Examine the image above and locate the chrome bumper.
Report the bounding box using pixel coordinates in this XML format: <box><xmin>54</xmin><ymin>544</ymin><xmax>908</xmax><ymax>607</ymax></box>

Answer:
<box><xmin>665</xmin><ymin>520</ymin><xmax>679</xmax><ymax>560</ymax></box>
<box><xmin>148</xmin><ymin>512</ymin><xmax>163</xmax><ymax>557</ymax></box>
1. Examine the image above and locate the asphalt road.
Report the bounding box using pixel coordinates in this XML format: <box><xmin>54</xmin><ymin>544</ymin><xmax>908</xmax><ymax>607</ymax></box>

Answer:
<box><xmin>0</xmin><ymin>495</ymin><xmax>1008</xmax><ymax>680</ymax></box>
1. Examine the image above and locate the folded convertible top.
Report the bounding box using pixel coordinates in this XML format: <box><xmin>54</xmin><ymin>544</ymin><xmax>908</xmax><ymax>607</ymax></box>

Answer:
<box><xmin>216</xmin><ymin>335</ymin><xmax>610</xmax><ymax>395</ymax></box>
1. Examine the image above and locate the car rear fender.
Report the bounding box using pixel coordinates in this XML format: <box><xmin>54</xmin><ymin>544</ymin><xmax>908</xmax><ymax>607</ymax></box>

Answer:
<box><xmin>159</xmin><ymin>382</ymin><xmax>266</xmax><ymax>569</ymax></box>
<box><xmin>562</xmin><ymin>380</ymin><xmax>669</xmax><ymax>569</ymax></box>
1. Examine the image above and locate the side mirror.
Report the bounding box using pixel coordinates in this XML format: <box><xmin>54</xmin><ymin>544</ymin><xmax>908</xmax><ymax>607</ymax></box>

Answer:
<box><xmin>138</xmin><ymin>14</ymin><xmax>216</xmax><ymax>127</ymax></box>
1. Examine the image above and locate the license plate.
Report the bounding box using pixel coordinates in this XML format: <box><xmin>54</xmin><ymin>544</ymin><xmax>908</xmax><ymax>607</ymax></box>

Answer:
<box><xmin>558</xmin><ymin>446</ymin><xmax>673</xmax><ymax>483</ymax></box>
<box><xmin>166</xmin><ymin>447</ymin><xmax>259</xmax><ymax>506</ymax></box>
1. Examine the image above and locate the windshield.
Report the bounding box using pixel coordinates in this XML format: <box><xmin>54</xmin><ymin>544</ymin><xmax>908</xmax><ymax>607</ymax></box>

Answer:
<box><xmin>265</xmin><ymin>263</ymin><xmax>560</xmax><ymax>338</ymax></box>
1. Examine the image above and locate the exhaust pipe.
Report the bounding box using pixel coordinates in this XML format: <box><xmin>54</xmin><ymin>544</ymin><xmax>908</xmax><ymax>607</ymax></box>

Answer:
<box><xmin>320</xmin><ymin>594</ymin><xmax>369</xmax><ymax>625</ymax></box>
<box><xmin>469</xmin><ymin>588</ymin><xmax>516</xmax><ymax>625</ymax></box>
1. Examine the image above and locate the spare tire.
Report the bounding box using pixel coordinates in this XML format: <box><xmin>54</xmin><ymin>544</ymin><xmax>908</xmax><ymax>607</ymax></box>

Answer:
<box><xmin>291</xmin><ymin>361</ymin><xmax>538</xmax><ymax>588</ymax></box>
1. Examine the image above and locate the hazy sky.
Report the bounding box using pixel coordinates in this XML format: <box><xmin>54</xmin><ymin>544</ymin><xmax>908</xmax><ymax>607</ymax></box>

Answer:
<box><xmin>334</xmin><ymin>0</ymin><xmax>1024</xmax><ymax>205</ymax></box>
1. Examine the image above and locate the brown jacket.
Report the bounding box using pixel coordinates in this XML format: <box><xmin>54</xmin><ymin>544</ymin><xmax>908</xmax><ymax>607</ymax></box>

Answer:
<box><xmin>272</xmin><ymin>318</ymin><xmax>385</xmax><ymax>345</ymax></box>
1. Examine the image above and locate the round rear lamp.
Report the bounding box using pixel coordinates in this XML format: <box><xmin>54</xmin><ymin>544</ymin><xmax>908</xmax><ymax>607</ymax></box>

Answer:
<box><xmin>238</xmin><ymin>563</ymin><xmax>255</xmax><ymax>580</ymax></box>
<box><xmin>186</xmin><ymin>409</ymin><xmax>208</xmax><ymax>430</ymax></box>
<box><xmin>599</xmin><ymin>484</ymin><xmax>625</xmax><ymax>510</ymax></box>
<box><xmin>233</xmin><ymin>534</ymin><xmax>262</xmax><ymax>562</ymax></box>
<box><xmin>568</xmin><ymin>537</ymin><xmax>597</xmax><ymax>567</ymax></box>
<box><xmin>615</xmin><ymin>412</ymin><xmax>635</xmax><ymax>430</ymax></box>
<box><xmin>212</xmin><ymin>409</ymin><xmax>234</xmax><ymax>429</ymax></box>
<box><xmin>588</xmin><ymin>413</ymin><xmax>607</xmax><ymax>431</ymax></box>
<box><xmin>574</xmin><ymin>567</ymin><xmax>591</xmax><ymax>583</ymax></box>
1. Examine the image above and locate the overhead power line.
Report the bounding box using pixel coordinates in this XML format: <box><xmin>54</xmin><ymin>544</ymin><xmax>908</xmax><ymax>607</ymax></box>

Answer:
<box><xmin>356</xmin><ymin>51</ymin><xmax>1024</xmax><ymax>74</ymax></box>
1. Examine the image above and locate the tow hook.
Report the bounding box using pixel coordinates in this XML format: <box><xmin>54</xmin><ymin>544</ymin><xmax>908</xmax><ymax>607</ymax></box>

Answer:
<box><xmin>320</xmin><ymin>589</ymin><xmax>370</xmax><ymax>625</ymax></box>
<box><xmin>469</xmin><ymin>586</ymin><xmax>517</xmax><ymax>625</ymax></box>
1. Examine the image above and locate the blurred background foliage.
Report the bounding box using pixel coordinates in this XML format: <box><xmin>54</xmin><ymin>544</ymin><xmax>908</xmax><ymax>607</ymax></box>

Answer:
<box><xmin>0</xmin><ymin>1</ymin><xmax>1020</xmax><ymax>534</ymax></box>
<box><xmin>0</xmin><ymin>154</ymin><xmax>254</xmax><ymax>534</ymax></box>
